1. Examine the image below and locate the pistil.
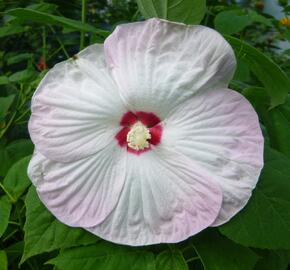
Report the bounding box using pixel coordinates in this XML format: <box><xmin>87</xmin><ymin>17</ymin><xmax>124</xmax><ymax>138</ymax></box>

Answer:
<box><xmin>127</xmin><ymin>122</ymin><xmax>151</xmax><ymax>150</ymax></box>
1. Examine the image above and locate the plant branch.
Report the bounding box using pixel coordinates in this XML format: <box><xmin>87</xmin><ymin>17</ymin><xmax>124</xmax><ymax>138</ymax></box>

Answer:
<box><xmin>80</xmin><ymin>0</ymin><xmax>87</xmax><ymax>50</ymax></box>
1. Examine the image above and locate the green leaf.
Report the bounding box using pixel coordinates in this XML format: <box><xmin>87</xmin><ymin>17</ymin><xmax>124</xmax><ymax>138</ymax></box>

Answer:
<box><xmin>226</xmin><ymin>36</ymin><xmax>290</xmax><ymax>108</ymax></box>
<box><xmin>9</xmin><ymin>68</ymin><xmax>38</xmax><ymax>83</ymax></box>
<box><xmin>215</xmin><ymin>10</ymin><xmax>252</xmax><ymax>35</ymax></box>
<box><xmin>156</xmin><ymin>250</ymin><xmax>188</xmax><ymax>270</ymax></box>
<box><xmin>48</xmin><ymin>242</ymin><xmax>155</xmax><ymax>270</ymax></box>
<box><xmin>3</xmin><ymin>156</ymin><xmax>32</xmax><ymax>202</ymax></box>
<box><xmin>21</xmin><ymin>187</ymin><xmax>98</xmax><ymax>264</ymax></box>
<box><xmin>284</xmin><ymin>29</ymin><xmax>290</xmax><ymax>42</ymax></box>
<box><xmin>233</xmin><ymin>59</ymin><xmax>251</xmax><ymax>82</ymax></box>
<box><xmin>136</xmin><ymin>0</ymin><xmax>206</xmax><ymax>25</ymax></box>
<box><xmin>0</xmin><ymin>196</ymin><xmax>12</xmax><ymax>237</ymax></box>
<box><xmin>0</xmin><ymin>143</ymin><xmax>10</xmax><ymax>177</ymax></box>
<box><xmin>27</xmin><ymin>2</ymin><xmax>58</xmax><ymax>13</ymax></box>
<box><xmin>6</xmin><ymin>8</ymin><xmax>109</xmax><ymax>37</ymax></box>
<box><xmin>0</xmin><ymin>250</ymin><xmax>8</xmax><ymax>270</ymax></box>
<box><xmin>283</xmin><ymin>5</ymin><xmax>290</xmax><ymax>13</ymax></box>
<box><xmin>6</xmin><ymin>139</ymin><xmax>34</xmax><ymax>164</ymax></box>
<box><xmin>0</xmin><ymin>139</ymin><xmax>34</xmax><ymax>177</ymax></box>
<box><xmin>220</xmin><ymin>147</ymin><xmax>290</xmax><ymax>249</ymax></box>
<box><xmin>0</xmin><ymin>25</ymin><xmax>25</xmax><ymax>38</ymax></box>
<box><xmin>193</xmin><ymin>230</ymin><xmax>258</xmax><ymax>270</ymax></box>
<box><xmin>5</xmin><ymin>241</ymin><xmax>24</xmax><ymax>265</ymax></box>
<box><xmin>254</xmin><ymin>250</ymin><xmax>290</xmax><ymax>270</ymax></box>
<box><xmin>0</xmin><ymin>95</ymin><xmax>15</xmax><ymax>119</ymax></box>
<box><xmin>242</xmin><ymin>87</ymin><xmax>269</xmax><ymax>112</ymax></box>
<box><xmin>248</xmin><ymin>10</ymin><xmax>272</xmax><ymax>26</ymax></box>
<box><xmin>7</xmin><ymin>53</ymin><xmax>33</xmax><ymax>65</ymax></box>
<box><xmin>244</xmin><ymin>88</ymin><xmax>290</xmax><ymax>159</ymax></box>
<box><xmin>0</xmin><ymin>76</ymin><xmax>9</xmax><ymax>86</ymax></box>
<box><xmin>263</xmin><ymin>96</ymin><xmax>290</xmax><ymax>159</ymax></box>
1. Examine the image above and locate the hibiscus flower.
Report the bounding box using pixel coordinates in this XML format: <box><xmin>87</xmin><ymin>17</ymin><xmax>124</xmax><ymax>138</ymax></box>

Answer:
<box><xmin>28</xmin><ymin>18</ymin><xmax>264</xmax><ymax>246</ymax></box>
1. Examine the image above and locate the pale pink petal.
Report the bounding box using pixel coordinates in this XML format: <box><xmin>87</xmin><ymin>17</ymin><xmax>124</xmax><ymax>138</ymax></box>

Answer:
<box><xmin>29</xmin><ymin>44</ymin><xmax>126</xmax><ymax>163</ymax></box>
<box><xmin>162</xmin><ymin>88</ymin><xmax>264</xmax><ymax>226</ymax></box>
<box><xmin>104</xmin><ymin>18</ymin><xmax>236</xmax><ymax>119</ymax></box>
<box><xmin>27</xmin><ymin>144</ymin><xmax>127</xmax><ymax>227</ymax></box>
<box><xmin>86</xmin><ymin>148</ymin><xmax>222</xmax><ymax>246</ymax></box>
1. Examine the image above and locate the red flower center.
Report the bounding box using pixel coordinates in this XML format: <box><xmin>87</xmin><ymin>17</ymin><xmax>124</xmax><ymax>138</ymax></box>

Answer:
<box><xmin>115</xmin><ymin>111</ymin><xmax>163</xmax><ymax>155</ymax></box>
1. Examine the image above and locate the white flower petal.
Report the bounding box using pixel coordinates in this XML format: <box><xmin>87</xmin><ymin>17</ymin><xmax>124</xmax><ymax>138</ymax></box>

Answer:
<box><xmin>86</xmin><ymin>148</ymin><xmax>222</xmax><ymax>246</ymax></box>
<box><xmin>104</xmin><ymin>18</ymin><xmax>236</xmax><ymax>119</ymax></box>
<box><xmin>29</xmin><ymin>44</ymin><xmax>126</xmax><ymax>163</ymax></box>
<box><xmin>27</xmin><ymin>144</ymin><xmax>127</xmax><ymax>227</ymax></box>
<box><xmin>162</xmin><ymin>88</ymin><xmax>264</xmax><ymax>226</ymax></box>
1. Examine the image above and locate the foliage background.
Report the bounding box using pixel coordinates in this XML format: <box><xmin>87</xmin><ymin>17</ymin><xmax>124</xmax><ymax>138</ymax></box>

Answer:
<box><xmin>1</xmin><ymin>0</ymin><xmax>290</xmax><ymax>269</ymax></box>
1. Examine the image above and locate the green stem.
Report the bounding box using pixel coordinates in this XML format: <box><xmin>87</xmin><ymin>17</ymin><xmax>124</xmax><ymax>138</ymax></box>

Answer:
<box><xmin>20</xmin><ymin>204</ymin><xmax>26</xmax><ymax>215</ymax></box>
<box><xmin>0</xmin><ymin>83</ymin><xmax>32</xmax><ymax>138</ymax></box>
<box><xmin>42</xmin><ymin>26</ymin><xmax>47</xmax><ymax>62</ymax></box>
<box><xmin>47</xmin><ymin>46</ymin><xmax>63</xmax><ymax>61</ymax></box>
<box><xmin>131</xmin><ymin>9</ymin><xmax>140</xmax><ymax>22</ymax></box>
<box><xmin>80</xmin><ymin>0</ymin><xmax>87</xmax><ymax>50</ymax></box>
<box><xmin>0</xmin><ymin>182</ymin><xmax>16</xmax><ymax>203</ymax></box>
<box><xmin>0</xmin><ymin>111</ymin><xmax>17</xmax><ymax>139</ymax></box>
<box><xmin>8</xmin><ymin>221</ymin><xmax>21</xmax><ymax>226</ymax></box>
<box><xmin>204</xmin><ymin>8</ymin><xmax>210</xmax><ymax>27</ymax></box>
<box><xmin>181</xmin><ymin>245</ymin><xmax>192</xmax><ymax>252</ymax></box>
<box><xmin>186</xmin><ymin>256</ymin><xmax>199</xmax><ymax>263</ymax></box>
<box><xmin>16</xmin><ymin>203</ymin><xmax>24</xmax><ymax>228</ymax></box>
<box><xmin>18</xmin><ymin>84</ymin><xmax>24</xmax><ymax>106</ymax></box>
<box><xmin>14</xmin><ymin>107</ymin><xmax>31</xmax><ymax>123</ymax></box>
<box><xmin>15</xmin><ymin>120</ymin><xmax>28</xmax><ymax>125</ymax></box>
<box><xmin>3</xmin><ymin>229</ymin><xmax>18</xmax><ymax>242</ymax></box>
<box><xmin>49</xmin><ymin>26</ymin><xmax>70</xmax><ymax>59</ymax></box>
<box><xmin>192</xmin><ymin>244</ymin><xmax>206</xmax><ymax>269</ymax></box>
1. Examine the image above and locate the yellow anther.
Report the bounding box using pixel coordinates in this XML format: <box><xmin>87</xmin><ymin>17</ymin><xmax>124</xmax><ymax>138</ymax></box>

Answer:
<box><xmin>127</xmin><ymin>122</ymin><xmax>151</xmax><ymax>151</ymax></box>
